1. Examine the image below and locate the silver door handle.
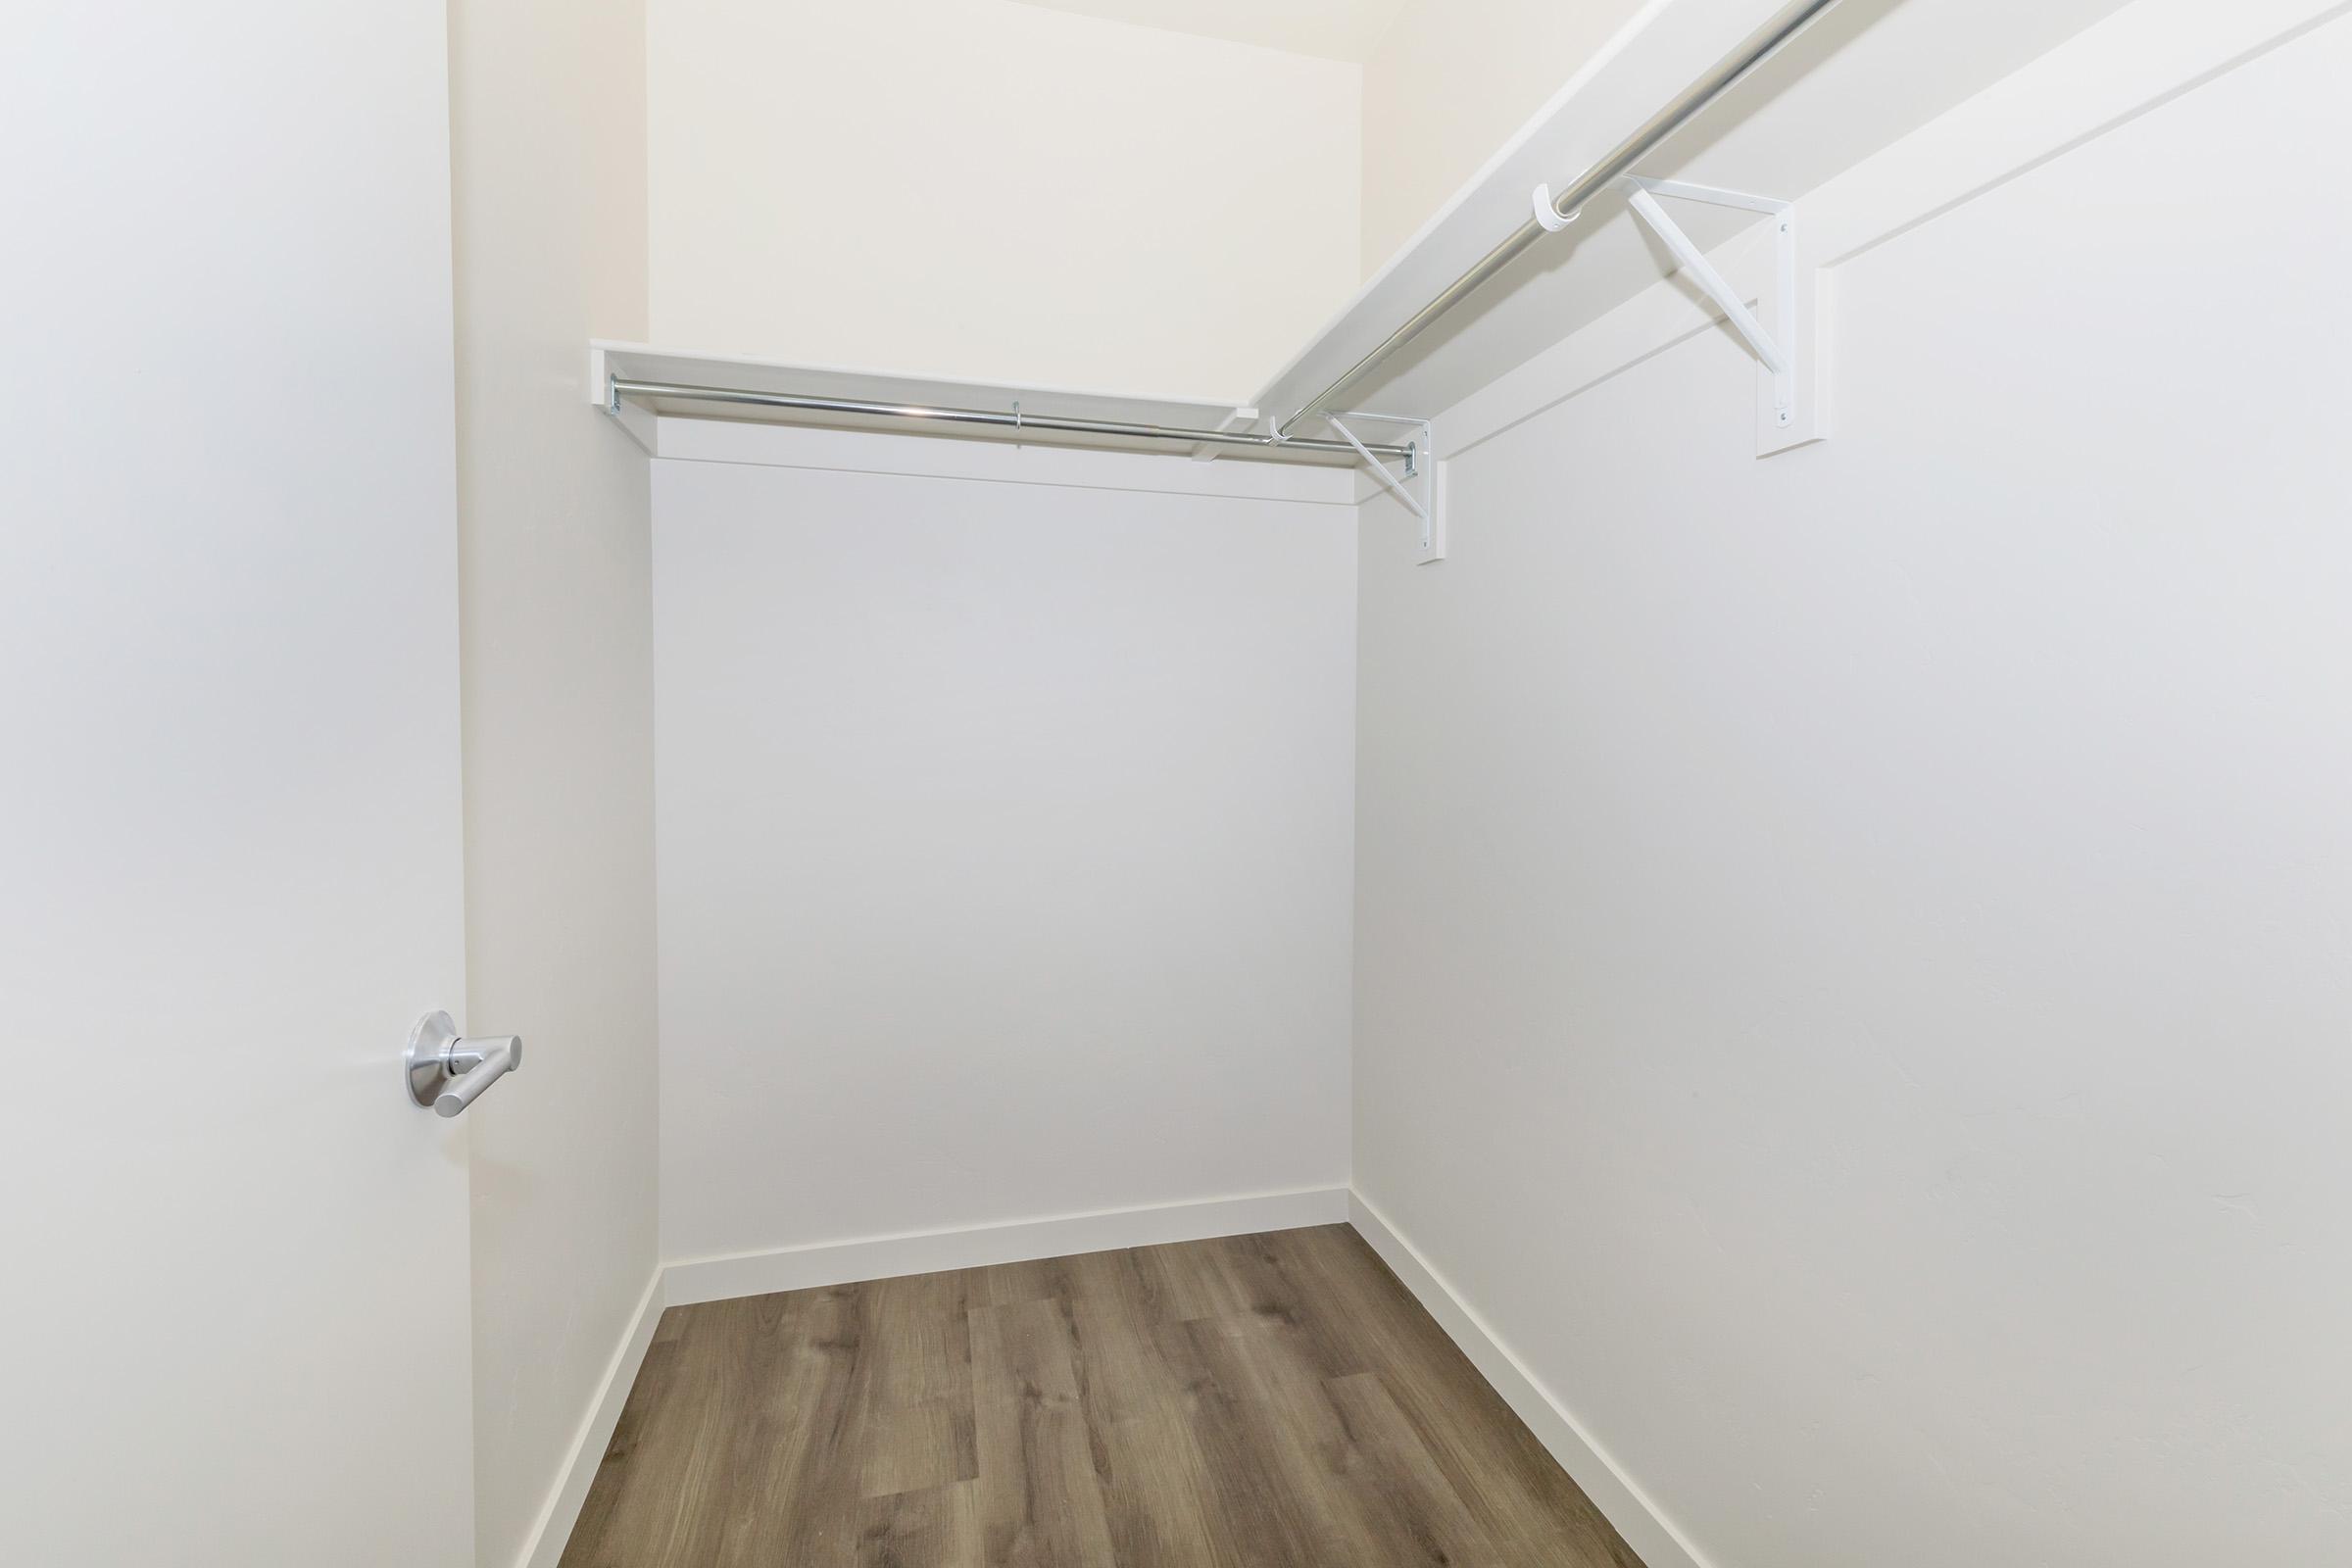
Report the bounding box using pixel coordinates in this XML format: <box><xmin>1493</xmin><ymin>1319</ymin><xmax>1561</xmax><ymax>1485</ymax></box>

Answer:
<box><xmin>404</xmin><ymin>1011</ymin><xmax>523</xmax><ymax>1117</ymax></box>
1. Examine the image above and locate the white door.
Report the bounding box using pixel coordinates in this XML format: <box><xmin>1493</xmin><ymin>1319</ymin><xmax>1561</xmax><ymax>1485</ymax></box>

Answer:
<box><xmin>2</xmin><ymin>6</ymin><xmax>478</xmax><ymax>1565</ymax></box>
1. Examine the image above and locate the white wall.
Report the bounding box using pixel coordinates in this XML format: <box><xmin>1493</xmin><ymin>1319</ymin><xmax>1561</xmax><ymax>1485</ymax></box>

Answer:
<box><xmin>646</xmin><ymin>0</ymin><xmax>1361</xmax><ymax>399</ymax></box>
<box><xmin>1352</xmin><ymin>9</ymin><xmax>2352</xmax><ymax>1568</ymax></box>
<box><xmin>1358</xmin><ymin>0</ymin><xmax>1648</xmax><ymax>277</ymax></box>
<box><xmin>446</xmin><ymin>3</ymin><xmax>661</xmax><ymax>1566</ymax></box>
<box><xmin>652</xmin><ymin>432</ymin><xmax>1357</xmax><ymax>1265</ymax></box>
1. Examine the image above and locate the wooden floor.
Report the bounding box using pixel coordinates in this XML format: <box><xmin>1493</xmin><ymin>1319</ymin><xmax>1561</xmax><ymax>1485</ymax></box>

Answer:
<box><xmin>561</xmin><ymin>1224</ymin><xmax>1645</xmax><ymax>1568</ymax></box>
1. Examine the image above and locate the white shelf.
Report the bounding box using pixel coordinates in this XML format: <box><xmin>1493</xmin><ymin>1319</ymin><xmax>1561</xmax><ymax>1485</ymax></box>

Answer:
<box><xmin>598</xmin><ymin>0</ymin><xmax>2129</xmax><ymax>461</ymax></box>
<box><xmin>1253</xmin><ymin>0</ymin><xmax>2131</xmax><ymax>432</ymax></box>
<box><xmin>588</xmin><ymin>340</ymin><xmax>1286</xmax><ymax>459</ymax></box>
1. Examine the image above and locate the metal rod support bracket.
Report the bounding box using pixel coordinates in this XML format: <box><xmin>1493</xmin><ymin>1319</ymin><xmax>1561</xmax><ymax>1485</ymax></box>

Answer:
<box><xmin>1315</xmin><ymin>411</ymin><xmax>1445</xmax><ymax>564</ymax></box>
<box><xmin>1620</xmin><ymin>176</ymin><xmax>1801</xmax><ymax>435</ymax></box>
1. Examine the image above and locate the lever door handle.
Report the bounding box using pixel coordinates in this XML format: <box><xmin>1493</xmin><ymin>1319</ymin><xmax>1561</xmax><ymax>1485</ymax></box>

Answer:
<box><xmin>405</xmin><ymin>1011</ymin><xmax>523</xmax><ymax>1117</ymax></box>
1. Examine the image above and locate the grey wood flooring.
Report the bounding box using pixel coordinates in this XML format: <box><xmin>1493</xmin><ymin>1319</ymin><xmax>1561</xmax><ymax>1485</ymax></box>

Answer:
<box><xmin>560</xmin><ymin>1223</ymin><xmax>1645</xmax><ymax>1568</ymax></box>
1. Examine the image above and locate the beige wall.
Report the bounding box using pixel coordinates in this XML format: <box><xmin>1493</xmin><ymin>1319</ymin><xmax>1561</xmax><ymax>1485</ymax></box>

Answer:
<box><xmin>1359</xmin><ymin>0</ymin><xmax>1649</xmax><ymax>277</ymax></box>
<box><xmin>646</xmin><ymin>1</ymin><xmax>1688</xmax><ymax>386</ymax></box>
<box><xmin>446</xmin><ymin>3</ymin><xmax>661</xmax><ymax>1566</ymax></box>
<box><xmin>646</xmin><ymin>0</ymin><xmax>1361</xmax><ymax>399</ymax></box>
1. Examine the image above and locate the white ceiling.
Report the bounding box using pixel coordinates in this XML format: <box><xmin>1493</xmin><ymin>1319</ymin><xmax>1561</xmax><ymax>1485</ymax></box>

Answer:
<box><xmin>1004</xmin><ymin>0</ymin><xmax>1409</xmax><ymax>63</ymax></box>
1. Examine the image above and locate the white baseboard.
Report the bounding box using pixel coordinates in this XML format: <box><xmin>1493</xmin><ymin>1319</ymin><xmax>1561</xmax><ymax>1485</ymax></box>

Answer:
<box><xmin>1348</xmin><ymin>1191</ymin><xmax>1712</xmax><ymax>1568</ymax></box>
<box><xmin>662</xmin><ymin>1185</ymin><xmax>1351</xmax><ymax>1307</ymax></box>
<box><xmin>516</xmin><ymin>1270</ymin><xmax>666</xmax><ymax>1568</ymax></box>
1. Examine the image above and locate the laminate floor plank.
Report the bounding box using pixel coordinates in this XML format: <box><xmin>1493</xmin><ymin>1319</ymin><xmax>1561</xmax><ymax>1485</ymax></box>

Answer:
<box><xmin>1094</xmin><ymin>1407</ymin><xmax>1238</xmax><ymax>1568</ymax></box>
<box><xmin>858</xmin><ymin>1480</ymin><xmax>984</xmax><ymax>1568</ymax></box>
<box><xmin>559</xmin><ymin>1225</ymin><xmax>1647</xmax><ymax>1568</ymax></box>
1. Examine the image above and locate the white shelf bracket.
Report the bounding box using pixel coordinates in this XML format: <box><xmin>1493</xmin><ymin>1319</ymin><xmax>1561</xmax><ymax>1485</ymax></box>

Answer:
<box><xmin>1618</xmin><ymin>176</ymin><xmax>1826</xmax><ymax>456</ymax></box>
<box><xmin>1321</xmin><ymin>412</ymin><xmax>1446</xmax><ymax>564</ymax></box>
<box><xmin>589</xmin><ymin>345</ymin><xmax>657</xmax><ymax>453</ymax></box>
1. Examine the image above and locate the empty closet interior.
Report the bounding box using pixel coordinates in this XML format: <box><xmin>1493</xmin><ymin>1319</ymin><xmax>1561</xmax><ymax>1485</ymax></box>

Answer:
<box><xmin>15</xmin><ymin>1</ymin><xmax>2352</xmax><ymax>1566</ymax></box>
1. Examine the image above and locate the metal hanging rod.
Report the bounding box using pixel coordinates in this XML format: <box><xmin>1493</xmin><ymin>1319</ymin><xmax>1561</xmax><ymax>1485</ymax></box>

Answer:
<box><xmin>607</xmin><ymin>0</ymin><xmax>1841</xmax><ymax>475</ymax></box>
<box><xmin>1277</xmin><ymin>0</ymin><xmax>1843</xmax><ymax>436</ymax></box>
<box><xmin>608</xmin><ymin>377</ymin><xmax>1412</xmax><ymax>462</ymax></box>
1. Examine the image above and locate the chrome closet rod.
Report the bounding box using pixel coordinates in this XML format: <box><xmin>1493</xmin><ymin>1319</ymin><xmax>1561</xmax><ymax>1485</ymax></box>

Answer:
<box><xmin>609</xmin><ymin>378</ymin><xmax>1414</xmax><ymax>461</ymax></box>
<box><xmin>1278</xmin><ymin>0</ymin><xmax>1845</xmax><ymax>435</ymax></box>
